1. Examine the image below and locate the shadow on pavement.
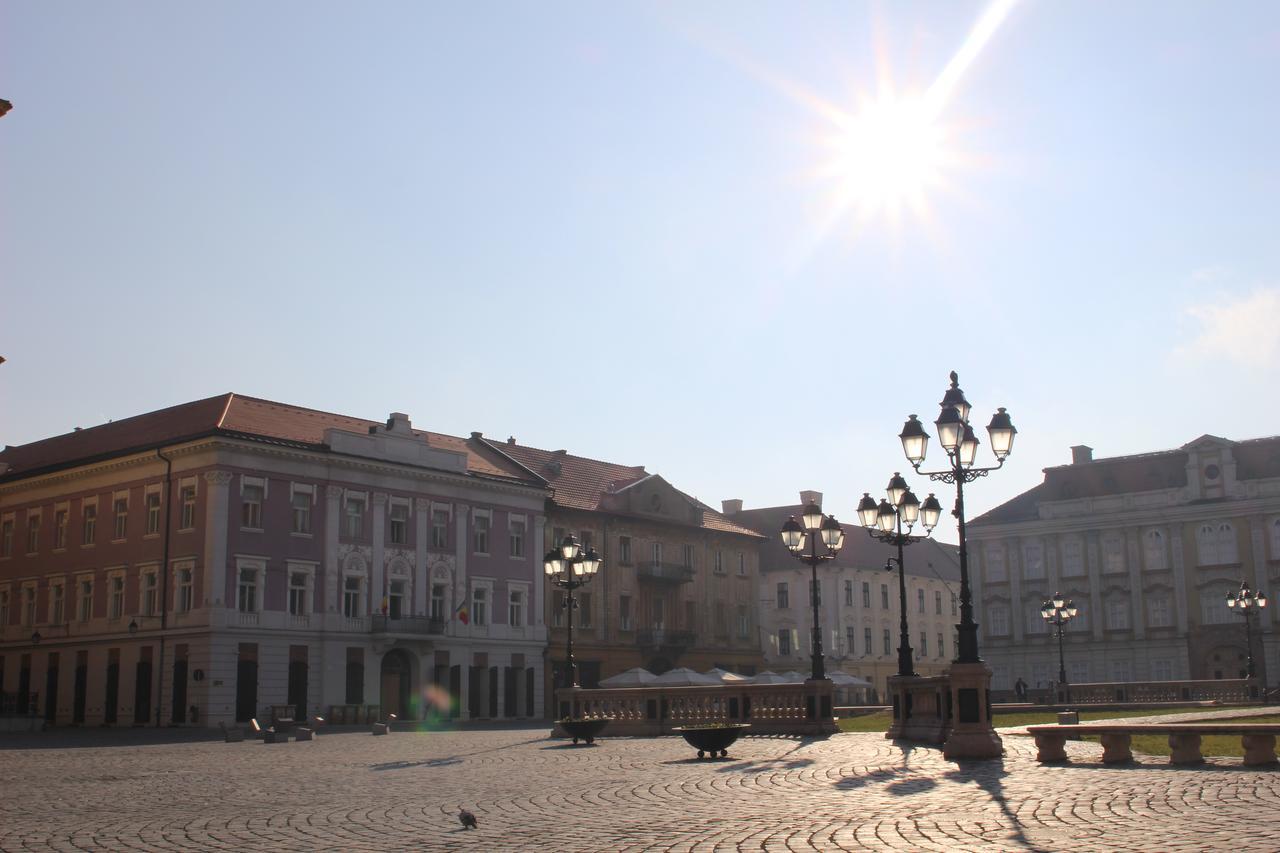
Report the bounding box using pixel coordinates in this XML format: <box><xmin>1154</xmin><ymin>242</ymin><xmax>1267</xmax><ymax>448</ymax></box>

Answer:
<box><xmin>0</xmin><ymin>727</ymin><xmax>224</xmax><ymax>751</ymax></box>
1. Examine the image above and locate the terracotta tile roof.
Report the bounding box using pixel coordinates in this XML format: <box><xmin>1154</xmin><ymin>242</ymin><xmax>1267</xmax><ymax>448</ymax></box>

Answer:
<box><xmin>0</xmin><ymin>394</ymin><xmax>536</xmax><ymax>485</ymax></box>
<box><xmin>484</xmin><ymin>439</ymin><xmax>763</xmax><ymax>538</ymax></box>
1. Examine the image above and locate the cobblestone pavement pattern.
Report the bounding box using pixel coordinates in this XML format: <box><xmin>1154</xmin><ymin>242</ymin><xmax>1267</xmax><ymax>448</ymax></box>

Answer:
<box><xmin>2</xmin><ymin>726</ymin><xmax>1279</xmax><ymax>852</ymax></box>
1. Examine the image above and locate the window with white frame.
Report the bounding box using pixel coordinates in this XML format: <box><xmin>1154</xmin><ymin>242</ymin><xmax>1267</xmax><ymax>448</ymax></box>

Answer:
<box><xmin>738</xmin><ymin>553</ymin><xmax>747</xmax><ymax>576</ymax></box>
<box><xmin>1105</xmin><ymin>598</ymin><xmax>1129</xmax><ymax>630</ymax></box>
<box><xmin>54</xmin><ymin>509</ymin><xmax>68</xmax><ymax>549</ymax></box>
<box><xmin>1143</xmin><ymin>529</ymin><xmax>1166</xmax><ymax>571</ymax></box>
<box><xmin>289</xmin><ymin>570</ymin><xmax>310</xmax><ymax>616</ymax></box>
<box><xmin>108</xmin><ymin>576</ymin><xmax>124</xmax><ymax>619</ymax></box>
<box><xmin>845</xmin><ymin>626</ymin><xmax>856</xmax><ymax>654</ymax></box>
<box><xmin>1060</xmin><ymin>537</ymin><xmax>1084</xmax><ymax>576</ymax></box>
<box><xmin>864</xmin><ymin>626</ymin><xmax>872</xmax><ymax>654</ymax></box>
<box><xmin>82</xmin><ymin>502</ymin><xmax>97</xmax><ymax>545</ymax></box>
<box><xmin>241</xmin><ymin>482</ymin><xmax>263</xmax><ymax>529</ymax></box>
<box><xmin>1102</xmin><ymin>534</ymin><xmax>1125</xmax><ymax>573</ymax></box>
<box><xmin>845</xmin><ymin>580</ymin><xmax>854</xmax><ymax>606</ymax></box>
<box><xmin>343</xmin><ymin>576</ymin><xmax>362</xmax><ymax>618</ymax></box>
<box><xmin>1068</xmin><ymin>607</ymin><xmax>1090</xmax><ymax>632</ymax></box>
<box><xmin>180</xmin><ymin>483</ymin><xmax>197</xmax><ymax>530</ymax></box>
<box><xmin>618</xmin><ymin>536</ymin><xmax>632</xmax><ymax>564</ymax></box>
<box><xmin>1196</xmin><ymin>522</ymin><xmax>1238</xmax><ymax>566</ymax></box>
<box><xmin>1026</xmin><ymin>607</ymin><xmax>1048</xmax><ymax>634</ymax></box>
<box><xmin>920</xmin><ymin>631</ymin><xmax>928</xmax><ymax>657</ymax></box>
<box><xmin>991</xmin><ymin>664</ymin><xmax>1011</xmax><ymax>691</ymax></box>
<box><xmin>683</xmin><ymin>544</ymin><xmax>694</xmax><ymax>568</ymax></box>
<box><xmin>145</xmin><ymin>491</ymin><xmax>162</xmax><ymax>535</ymax></box>
<box><xmin>863</xmin><ymin>582</ymin><xmax>871</xmax><ymax>607</ymax></box>
<box><xmin>987</xmin><ymin>604</ymin><xmax>1010</xmax><ymax>636</ymax></box>
<box><xmin>881</xmin><ymin>584</ymin><xmax>889</xmax><ymax>609</ymax></box>
<box><xmin>951</xmin><ymin>593</ymin><xmax>958</xmax><ymax>615</ymax></box>
<box><xmin>388</xmin><ymin>579</ymin><xmax>407</xmax><ymax>618</ymax></box>
<box><xmin>652</xmin><ymin>542</ymin><xmax>662</xmax><ymax>566</ymax></box>
<box><xmin>619</xmin><ymin>594</ymin><xmax>633</xmax><ymax>631</ymax></box>
<box><xmin>917</xmin><ymin>587</ymin><xmax>925</xmax><ymax>613</ymax></box>
<box><xmin>778</xmin><ymin>628</ymin><xmax>792</xmax><ymax>656</ymax></box>
<box><xmin>113</xmin><ymin>496</ymin><xmax>128</xmax><ymax>540</ymax></box>
<box><xmin>1110</xmin><ymin>659</ymin><xmax>1132</xmax><ymax>683</ymax></box>
<box><xmin>430</xmin><ymin>584</ymin><xmax>446</xmax><ymax>621</ymax></box>
<box><xmin>141</xmin><ymin>570</ymin><xmax>158</xmax><ymax>616</ymax></box>
<box><xmin>1068</xmin><ymin>660</ymin><xmax>1089</xmax><ymax>684</ymax></box>
<box><xmin>1022</xmin><ymin>542</ymin><xmax>1045</xmax><ymax>579</ymax></box>
<box><xmin>389</xmin><ymin>502</ymin><xmax>409</xmax><ymax>545</ymax></box>
<box><xmin>1031</xmin><ymin>661</ymin><xmax>1050</xmax><ymax>687</ymax></box>
<box><xmin>50</xmin><ymin>582</ymin><xmax>65</xmax><ymax>624</ymax></box>
<box><xmin>237</xmin><ymin>566</ymin><xmax>259</xmax><ymax>613</ymax></box>
<box><xmin>882</xmin><ymin>628</ymin><xmax>891</xmax><ymax>655</ymax></box>
<box><xmin>508</xmin><ymin>588</ymin><xmax>525</xmax><ymax>627</ymax></box>
<box><xmin>1147</xmin><ymin>595</ymin><xmax>1172</xmax><ymax>627</ymax></box>
<box><xmin>776</xmin><ymin>582</ymin><xmax>789</xmax><ymax>609</ymax></box>
<box><xmin>1151</xmin><ymin>659</ymin><xmax>1174</xmax><ymax>681</ymax></box>
<box><xmin>431</xmin><ymin>508</ymin><xmax>449</xmax><ymax>548</ymax></box>
<box><xmin>344</xmin><ymin>496</ymin><xmax>365</xmax><ymax>538</ymax></box>
<box><xmin>77</xmin><ymin>579</ymin><xmax>93</xmax><ymax>622</ymax></box>
<box><xmin>937</xmin><ymin>632</ymin><xmax>944</xmax><ymax>658</ymax></box>
<box><xmin>509</xmin><ymin>517</ymin><xmax>526</xmax><ymax>558</ymax></box>
<box><xmin>21</xmin><ymin>585</ymin><xmax>36</xmax><ymax>626</ymax></box>
<box><xmin>472</xmin><ymin>585</ymin><xmax>489</xmax><ymax>626</ymax></box>
<box><xmin>985</xmin><ymin>545</ymin><xmax>1007</xmax><ymax>581</ymax></box>
<box><xmin>0</xmin><ymin>517</ymin><xmax>12</xmax><ymax>558</ymax></box>
<box><xmin>291</xmin><ymin>487</ymin><xmax>312</xmax><ymax>535</ymax></box>
<box><xmin>26</xmin><ymin>514</ymin><xmax>39</xmax><ymax>553</ymax></box>
<box><xmin>472</xmin><ymin>513</ymin><xmax>490</xmax><ymax>554</ymax></box>
<box><xmin>1201</xmin><ymin>592</ymin><xmax>1233</xmax><ymax>625</ymax></box>
<box><xmin>738</xmin><ymin>605</ymin><xmax>749</xmax><ymax>639</ymax></box>
<box><xmin>175</xmin><ymin>565</ymin><xmax>194</xmax><ymax>613</ymax></box>
<box><xmin>714</xmin><ymin>550</ymin><xmax>724</xmax><ymax>574</ymax></box>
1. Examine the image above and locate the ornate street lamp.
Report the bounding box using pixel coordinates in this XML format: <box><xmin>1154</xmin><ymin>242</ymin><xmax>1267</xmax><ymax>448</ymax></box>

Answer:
<box><xmin>544</xmin><ymin>533</ymin><xmax>602</xmax><ymax>689</ymax></box>
<box><xmin>858</xmin><ymin>477</ymin><xmax>942</xmax><ymax>677</ymax></box>
<box><xmin>1041</xmin><ymin>593</ymin><xmax>1078</xmax><ymax>702</ymax></box>
<box><xmin>779</xmin><ymin>502</ymin><xmax>844</xmax><ymax>681</ymax></box>
<box><xmin>1226</xmin><ymin>581</ymin><xmax>1268</xmax><ymax>682</ymax></box>
<box><xmin>899</xmin><ymin>372</ymin><xmax>1017</xmax><ymax>663</ymax></box>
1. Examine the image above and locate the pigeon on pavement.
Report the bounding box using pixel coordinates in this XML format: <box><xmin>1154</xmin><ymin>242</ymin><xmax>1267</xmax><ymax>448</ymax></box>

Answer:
<box><xmin>459</xmin><ymin>807</ymin><xmax>478</xmax><ymax>830</ymax></box>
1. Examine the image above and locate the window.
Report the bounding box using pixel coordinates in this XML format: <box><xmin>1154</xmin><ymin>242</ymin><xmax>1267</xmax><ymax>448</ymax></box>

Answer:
<box><xmin>714</xmin><ymin>550</ymin><xmax>724</xmax><ymax>574</ymax></box>
<box><xmin>1068</xmin><ymin>660</ymin><xmax>1089</xmax><ymax>684</ymax></box>
<box><xmin>1147</xmin><ymin>595</ymin><xmax>1172</xmax><ymax>628</ymax></box>
<box><xmin>1026</xmin><ymin>607</ymin><xmax>1047</xmax><ymax>634</ymax></box>
<box><xmin>82</xmin><ymin>504</ymin><xmax>97</xmax><ymax>545</ymax></box>
<box><xmin>388</xmin><ymin>580</ymin><xmax>406</xmax><ymax>618</ymax></box>
<box><xmin>846</xmin><ymin>626</ymin><xmax>856</xmax><ymax>654</ymax></box>
<box><xmin>1105</xmin><ymin>599</ymin><xmax>1130</xmax><ymax>630</ymax></box>
<box><xmin>289</xmin><ymin>571</ymin><xmax>309</xmax><ymax>616</ymax></box>
<box><xmin>778</xmin><ymin>628</ymin><xmax>792</xmax><ymax>656</ymax></box>
<box><xmin>430</xmin><ymin>584</ymin><xmax>446</xmax><ymax>621</ymax></box>
<box><xmin>882</xmin><ymin>628</ymin><xmax>891</xmax><ymax>655</ymax></box>
<box><xmin>652</xmin><ymin>542</ymin><xmax>662</xmax><ymax>566</ymax></box>
<box><xmin>50</xmin><ymin>583</ymin><xmax>64</xmax><ymax>624</ymax></box>
<box><xmin>619</xmin><ymin>595</ymin><xmax>632</xmax><ymax>631</ymax></box>
<box><xmin>881</xmin><ymin>584</ymin><xmax>889</xmax><ymax>610</ymax></box>
<box><xmin>682</xmin><ymin>544</ymin><xmax>694</xmax><ymax>568</ymax></box>
<box><xmin>1143</xmin><ymin>529</ymin><xmax>1166</xmax><ymax>571</ymax></box>
<box><xmin>1201</xmin><ymin>593</ymin><xmax>1232</xmax><ymax>625</ymax></box>
<box><xmin>0</xmin><ymin>518</ymin><xmax>11</xmax><ymax>557</ymax></box>
<box><xmin>845</xmin><ymin>580</ymin><xmax>854</xmax><ymax>606</ymax></box>
<box><xmin>864</xmin><ymin>627</ymin><xmax>872</xmax><ymax>654</ymax></box>
<box><xmin>0</xmin><ymin>589</ymin><xmax>8</xmax><ymax>625</ymax></box>
<box><xmin>1196</xmin><ymin>522</ymin><xmax>1238</xmax><ymax>566</ymax></box>
<box><xmin>291</xmin><ymin>491</ymin><xmax>312</xmax><ymax>534</ymax></box>
<box><xmin>619</xmin><ymin>536</ymin><xmax>632</xmax><ymax>564</ymax></box>
<box><xmin>237</xmin><ymin>568</ymin><xmax>258</xmax><ymax>613</ymax></box>
<box><xmin>738</xmin><ymin>553</ymin><xmax>747</xmax><ymax>576</ymax></box>
<box><xmin>715</xmin><ymin>601</ymin><xmax>726</xmax><ymax>635</ymax></box>
<box><xmin>509</xmin><ymin>518</ymin><xmax>525</xmax><ymax>558</ymax></box>
<box><xmin>951</xmin><ymin>594</ymin><xmax>957</xmax><ymax>616</ymax></box>
<box><xmin>509</xmin><ymin>588</ymin><xmax>525</xmax><ymax>627</ymax></box>
<box><xmin>1151</xmin><ymin>659</ymin><xmax>1174</xmax><ymax>681</ymax></box>
<box><xmin>472</xmin><ymin>586</ymin><xmax>488</xmax><ymax>626</ymax></box>
<box><xmin>985</xmin><ymin>545</ymin><xmax>1007</xmax><ymax>582</ymax></box>
<box><xmin>344</xmin><ymin>577</ymin><xmax>362</xmax><ymax>617</ymax></box>
<box><xmin>1060</xmin><ymin>537</ymin><xmax>1084</xmax><ymax>577</ymax></box>
<box><xmin>472</xmin><ymin>514</ymin><xmax>490</xmax><ymax>554</ymax></box>
<box><xmin>389</xmin><ymin>503</ymin><xmax>409</xmax><ymax>545</ymax></box>
<box><xmin>241</xmin><ymin>484</ymin><xmax>263</xmax><ymax>529</ymax></box>
<box><xmin>54</xmin><ymin>510</ymin><xmax>68</xmax><ymax>549</ymax></box>
<box><xmin>776</xmin><ymin>582</ymin><xmax>789</xmax><ymax>609</ymax></box>
<box><xmin>146</xmin><ymin>492</ymin><xmax>161</xmax><ymax>535</ymax></box>
<box><xmin>108</xmin><ymin>577</ymin><xmax>124</xmax><ymax>619</ymax></box>
<box><xmin>810</xmin><ymin>579</ymin><xmax>821</xmax><ymax>606</ymax></box>
<box><xmin>431</xmin><ymin>509</ymin><xmax>449</xmax><ymax>548</ymax></box>
<box><xmin>1109</xmin><ymin>659</ymin><xmax>1131</xmax><ymax>683</ymax></box>
<box><xmin>987</xmin><ymin>604</ymin><xmax>1009</xmax><ymax>636</ymax></box>
<box><xmin>937</xmin><ymin>632</ymin><xmax>944</xmax><ymax>659</ymax></box>
<box><xmin>1022</xmin><ymin>543</ymin><xmax>1045</xmax><ymax>579</ymax></box>
<box><xmin>862</xmin><ymin>582</ymin><xmax>870</xmax><ymax>608</ymax></box>
<box><xmin>1102</xmin><ymin>534</ymin><xmax>1125</xmax><ymax>574</ymax></box>
<box><xmin>920</xmin><ymin>632</ymin><xmax>928</xmax><ymax>657</ymax></box>
<box><xmin>180</xmin><ymin>485</ymin><xmax>197</xmax><ymax>530</ymax></box>
<box><xmin>176</xmin><ymin>567</ymin><xmax>193</xmax><ymax>613</ymax></box>
<box><xmin>344</xmin><ymin>497</ymin><xmax>365</xmax><ymax>537</ymax></box>
<box><xmin>935</xmin><ymin>591</ymin><xmax>942</xmax><ymax>615</ymax></box>
<box><xmin>737</xmin><ymin>605</ymin><xmax>749</xmax><ymax>639</ymax></box>
<box><xmin>141</xmin><ymin>571</ymin><xmax>158</xmax><ymax>617</ymax></box>
<box><xmin>26</xmin><ymin>515</ymin><xmax>39</xmax><ymax>553</ymax></box>
<box><xmin>113</xmin><ymin>497</ymin><xmax>128</xmax><ymax>539</ymax></box>
<box><xmin>552</xmin><ymin>590</ymin><xmax>565</xmax><ymax>627</ymax></box>
<box><xmin>580</xmin><ymin>530</ymin><xmax>593</xmax><ymax>550</ymax></box>
<box><xmin>917</xmin><ymin>588</ymin><xmax>925</xmax><ymax>613</ymax></box>
<box><xmin>21</xmin><ymin>586</ymin><xmax>36</xmax><ymax>626</ymax></box>
<box><xmin>77</xmin><ymin>580</ymin><xmax>93</xmax><ymax>622</ymax></box>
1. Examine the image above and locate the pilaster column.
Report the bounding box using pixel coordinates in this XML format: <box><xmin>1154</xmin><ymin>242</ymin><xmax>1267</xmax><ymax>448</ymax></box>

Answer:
<box><xmin>1126</xmin><ymin>530</ymin><xmax>1145</xmax><ymax>640</ymax></box>
<box><xmin>324</xmin><ymin>486</ymin><xmax>342</xmax><ymax>614</ymax></box>
<box><xmin>371</xmin><ymin>492</ymin><xmax>388</xmax><ymax>613</ymax></box>
<box><xmin>202</xmin><ymin>471</ymin><xmax>233</xmax><ymax>610</ymax></box>
<box><xmin>1250</xmin><ymin>517</ymin><xmax>1272</xmax><ymax>632</ymax></box>
<box><xmin>414</xmin><ymin>499</ymin><xmax>430</xmax><ymax>616</ymax></box>
<box><xmin>533</xmin><ymin>517</ymin><xmax>546</xmax><ymax>627</ymax></box>
<box><xmin>455</xmin><ymin>505</ymin><xmax>470</xmax><ymax>634</ymax></box>
<box><xmin>1009</xmin><ymin>542</ymin><xmax>1024</xmax><ymax>643</ymax></box>
<box><xmin>1170</xmin><ymin>526</ymin><xmax>1189</xmax><ymax>633</ymax></box>
<box><xmin>1086</xmin><ymin>533</ymin><xmax>1104</xmax><ymax>641</ymax></box>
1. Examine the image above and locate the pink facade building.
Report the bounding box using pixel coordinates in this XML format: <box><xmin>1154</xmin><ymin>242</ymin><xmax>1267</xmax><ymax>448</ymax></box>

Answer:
<box><xmin>0</xmin><ymin>395</ymin><xmax>549</xmax><ymax>728</ymax></box>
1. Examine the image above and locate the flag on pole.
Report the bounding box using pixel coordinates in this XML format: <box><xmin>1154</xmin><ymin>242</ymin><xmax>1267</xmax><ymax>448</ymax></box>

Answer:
<box><xmin>455</xmin><ymin>597</ymin><xmax>470</xmax><ymax>625</ymax></box>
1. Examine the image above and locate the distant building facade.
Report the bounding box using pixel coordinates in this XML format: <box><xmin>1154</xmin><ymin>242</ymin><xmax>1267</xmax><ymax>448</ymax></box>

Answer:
<box><xmin>479</xmin><ymin>438</ymin><xmax>766</xmax><ymax>711</ymax></box>
<box><xmin>969</xmin><ymin>436</ymin><xmax>1280</xmax><ymax>694</ymax></box>
<box><xmin>0</xmin><ymin>395</ymin><xmax>549</xmax><ymax>728</ymax></box>
<box><xmin>729</xmin><ymin>492</ymin><xmax>962</xmax><ymax>701</ymax></box>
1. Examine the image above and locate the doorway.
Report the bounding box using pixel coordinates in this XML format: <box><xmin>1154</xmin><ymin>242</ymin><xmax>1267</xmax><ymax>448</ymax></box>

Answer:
<box><xmin>380</xmin><ymin>649</ymin><xmax>414</xmax><ymax>720</ymax></box>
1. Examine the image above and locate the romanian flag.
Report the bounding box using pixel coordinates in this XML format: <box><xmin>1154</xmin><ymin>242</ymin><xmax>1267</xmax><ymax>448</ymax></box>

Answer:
<box><xmin>455</xmin><ymin>598</ymin><xmax>470</xmax><ymax>625</ymax></box>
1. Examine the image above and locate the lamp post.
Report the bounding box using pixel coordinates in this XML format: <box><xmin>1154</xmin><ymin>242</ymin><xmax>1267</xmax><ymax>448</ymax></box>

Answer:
<box><xmin>543</xmin><ymin>533</ymin><xmax>602</xmax><ymax>690</ymax></box>
<box><xmin>898</xmin><ymin>372</ymin><xmax>1017</xmax><ymax>663</ymax></box>
<box><xmin>780</xmin><ymin>502</ymin><xmax>845</xmax><ymax>681</ymax></box>
<box><xmin>1226</xmin><ymin>581</ymin><xmax>1267</xmax><ymax>682</ymax></box>
<box><xmin>1040</xmin><ymin>593</ymin><xmax>1078</xmax><ymax>702</ymax></box>
<box><xmin>857</xmin><ymin>475</ymin><xmax>943</xmax><ymax>677</ymax></box>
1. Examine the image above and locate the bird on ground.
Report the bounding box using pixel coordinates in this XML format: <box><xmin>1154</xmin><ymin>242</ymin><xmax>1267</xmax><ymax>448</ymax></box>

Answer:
<box><xmin>458</xmin><ymin>807</ymin><xmax>478</xmax><ymax>830</ymax></box>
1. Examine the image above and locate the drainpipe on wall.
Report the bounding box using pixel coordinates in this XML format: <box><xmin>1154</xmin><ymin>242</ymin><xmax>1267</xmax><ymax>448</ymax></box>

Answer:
<box><xmin>154</xmin><ymin>449</ymin><xmax>174</xmax><ymax>727</ymax></box>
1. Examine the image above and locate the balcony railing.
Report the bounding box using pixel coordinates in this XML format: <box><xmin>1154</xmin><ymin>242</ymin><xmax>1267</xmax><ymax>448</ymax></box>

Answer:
<box><xmin>637</xmin><ymin>628</ymin><xmax>696</xmax><ymax>649</ymax></box>
<box><xmin>371</xmin><ymin>615</ymin><xmax>446</xmax><ymax>636</ymax></box>
<box><xmin>636</xmin><ymin>562</ymin><xmax>695</xmax><ymax>584</ymax></box>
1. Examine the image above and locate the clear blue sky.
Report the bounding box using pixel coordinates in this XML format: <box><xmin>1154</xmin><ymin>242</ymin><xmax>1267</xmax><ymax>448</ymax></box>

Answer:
<box><xmin>3</xmin><ymin>2</ymin><xmax>1279</xmax><ymax>538</ymax></box>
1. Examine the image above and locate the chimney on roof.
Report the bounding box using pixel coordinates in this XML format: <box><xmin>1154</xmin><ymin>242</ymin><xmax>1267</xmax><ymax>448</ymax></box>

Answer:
<box><xmin>799</xmin><ymin>490</ymin><xmax>823</xmax><ymax>507</ymax></box>
<box><xmin>385</xmin><ymin>412</ymin><xmax>412</xmax><ymax>434</ymax></box>
<box><xmin>721</xmin><ymin>499</ymin><xmax>743</xmax><ymax>515</ymax></box>
<box><xmin>507</xmin><ymin>436</ymin><xmax>516</xmax><ymax>445</ymax></box>
<box><xmin>471</xmin><ymin>431</ymin><xmax>483</xmax><ymax>440</ymax></box>
<box><xmin>1071</xmin><ymin>445</ymin><xmax>1093</xmax><ymax>465</ymax></box>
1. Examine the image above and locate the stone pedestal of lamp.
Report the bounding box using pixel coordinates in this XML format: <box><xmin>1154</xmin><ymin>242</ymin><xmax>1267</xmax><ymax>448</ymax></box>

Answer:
<box><xmin>942</xmin><ymin>662</ymin><xmax>1003</xmax><ymax>760</ymax></box>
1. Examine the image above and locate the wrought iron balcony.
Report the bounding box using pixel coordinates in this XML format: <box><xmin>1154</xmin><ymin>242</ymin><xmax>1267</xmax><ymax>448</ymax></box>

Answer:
<box><xmin>636</xmin><ymin>562</ymin><xmax>695</xmax><ymax>584</ymax></box>
<box><xmin>637</xmin><ymin>628</ymin><xmax>696</xmax><ymax>649</ymax></box>
<box><xmin>371</xmin><ymin>615</ymin><xmax>446</xmax><ymax>635</ymax></box>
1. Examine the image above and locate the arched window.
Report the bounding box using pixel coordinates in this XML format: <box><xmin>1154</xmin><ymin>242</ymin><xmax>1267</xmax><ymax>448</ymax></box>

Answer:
<box><xmin>1197</xmin><ymin>522</ymin><xmax>1238</xmax><ymax>565</ymax></box>
<box><xmin>1143</xmin><ymin>529</ymin><xmax>1166</xmax><ymax>571</ymax></box>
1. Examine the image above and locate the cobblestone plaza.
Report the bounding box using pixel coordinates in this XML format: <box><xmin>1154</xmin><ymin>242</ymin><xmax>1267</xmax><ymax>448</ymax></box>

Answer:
<box><xmin>2</xmin><ymin>727</ymin><xmax>1279</xmax><ymax>852</ymax></box>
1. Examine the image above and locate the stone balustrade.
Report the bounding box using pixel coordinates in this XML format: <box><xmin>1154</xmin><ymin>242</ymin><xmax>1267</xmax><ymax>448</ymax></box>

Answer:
<box><xmin>555</xmin><ymin>680</ymin><xmax>837</xmax><ymax>736</ymax></box>
<box><xmin>1054</xmin><ymin>678</ymin><xmax>1259</xmax><ymax>705</ymax></box>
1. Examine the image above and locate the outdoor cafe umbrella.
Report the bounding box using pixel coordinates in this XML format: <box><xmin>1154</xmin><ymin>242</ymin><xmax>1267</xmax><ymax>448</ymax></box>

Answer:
<box><xmin>599</xmin><ymin>667</ymin><xmax>657</xmax><ymax>688</ymax></box>
<box><xmin>651</xmin><ymin>667</ymin><xmax>721</xmax><ymax>686</ymax></box>
<box><xmin>702</xmin><ymin>667</ymin><xmax>748</xmax><ymax>683</ymax></box>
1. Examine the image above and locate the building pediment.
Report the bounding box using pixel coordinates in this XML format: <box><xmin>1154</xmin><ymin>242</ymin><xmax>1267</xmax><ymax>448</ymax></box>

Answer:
<box><xmin>325</xmin><ymin>413</ymin><xmax>468</xmax><ymax>474</ymax></box>
<box><xmin>601</xmin><ymin>474</ymin><xmax>701</xmax><ymax>524</ymax></box>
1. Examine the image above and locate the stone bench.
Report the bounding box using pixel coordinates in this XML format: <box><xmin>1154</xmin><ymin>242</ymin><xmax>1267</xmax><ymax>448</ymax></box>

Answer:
<box><xmin>218</xmin><ymin>722</ymin><xmax>244</xmax><ymax>743</ymax></box>
<box><xmin>1026</xmin><ymin>723</ymin><xmax>1280</xmax><ymax>767</ymax></box>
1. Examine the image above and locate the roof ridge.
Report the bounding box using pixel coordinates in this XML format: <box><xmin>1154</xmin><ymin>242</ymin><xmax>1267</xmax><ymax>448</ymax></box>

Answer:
<box><xmin>503</xmin><ymin>440</ymin><xmax>646</xmax><ymax>473</ymax></box>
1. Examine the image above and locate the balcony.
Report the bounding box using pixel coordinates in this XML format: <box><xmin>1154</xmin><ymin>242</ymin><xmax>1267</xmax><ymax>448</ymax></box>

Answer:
<box><xmin>637</xmin><ymin>628</ymin><xmax>696</xmax><ymax>649</ymax></box>
<box><xmin>636</xmin><ymin>562</ymin><xmax>695</xmax><ymax>584</ymax></box>
<box><xmin>371</xmin><ymin>615</ymin><xmax>446</xmax><ymax>636</ymax></box>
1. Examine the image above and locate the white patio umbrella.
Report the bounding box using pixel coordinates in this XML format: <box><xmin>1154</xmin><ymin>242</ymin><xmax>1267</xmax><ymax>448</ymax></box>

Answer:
<box><xmin>599</xmin><ymin>667</ymin><xmax>657</xmax><ymax>688</ymax></box>
<box><xmin>829</xmin><ymin>672</ymin><xmax>873</xmax><ymax>688</ymax></box>
<box><xmin>702</xmin><ymin>667</ymin><xmax>747</xmax><ymax>683</ymax></box>
<box><xmin>651</xmin><ymin>667</ymin><xmax>721</xmax><ymax>686</ymax></box>
<box><xmin>747</xmin><ymin>671</ymin><xmax>788</xmax><ymax>684</ymax></box>
<box><xmin>779</xmin><ymin>671</ymin><xmax>809</xmax><ymax>683</ymax></box>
